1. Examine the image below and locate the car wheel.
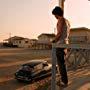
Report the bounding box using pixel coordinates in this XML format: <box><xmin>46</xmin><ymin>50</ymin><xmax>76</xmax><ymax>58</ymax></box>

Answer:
<box><xmin>16</xmin><ymin>79</ymin><xmax>23</xmax><ymax>82</ymax></box>
<box><xmin>26</xmin><ymin>78</ymin><xmax>33</xmax><ymax>83</ymax></box>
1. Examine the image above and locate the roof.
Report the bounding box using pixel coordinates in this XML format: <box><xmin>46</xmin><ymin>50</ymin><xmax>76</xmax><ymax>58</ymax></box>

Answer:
<box><xmin>70</xmin><ymin>27</ymin><xmax>90</xmax><ymax>32</ymax></box>
<box><xmin>23</xmin><ymin>60</ymin><xmax>47</xmax><ymax>67</ymax></box>
<box><xmin>30</xmin><ymin>39</ymin><xmax>38</xmax><ymax>41</ymax></box>
<box><xmin>4</xmin><ymin>36</ymin><xmax>30</xmax><ymax>41</ymax></box>
<box><xmin>38</xmin><ymin>33</ymin><xmax>55</xmax><ymax>38</ymax></box>
<box><xmin>11</xmin><ymin>36</ymin><xmax>25</xmax><ymax>40</ymax></box>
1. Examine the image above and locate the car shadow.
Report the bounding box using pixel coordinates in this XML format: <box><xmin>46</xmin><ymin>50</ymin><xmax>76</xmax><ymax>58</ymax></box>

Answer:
<box><xmin>32</xmin><ymin>73</ymin><xmax>51</xmax><ymax>83</ymax></box>
<box><xmin>0</xmin><ymin>78</ymin><xmax>29</xmax><ymax>90</ymax></box>
<box><xmin>0</xmin><ymin>74</ymin><xmax>51</xmax><ymax>90</ymax></box>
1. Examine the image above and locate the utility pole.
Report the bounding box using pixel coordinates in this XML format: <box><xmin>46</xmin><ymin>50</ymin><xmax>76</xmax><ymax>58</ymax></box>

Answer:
<box><xmin>59</xmin><ymin>0</ymin><xmax>65</xmax><ymax>11</ymax></box>
<box><xmin>9</xmin><ymin>33</ymin><xmax>11</xmax><ymax>39</ymax></box>
<box><xmin>9</xmin><ymin>33</ymin><xmax>12</xmax><ymax>45</ymax></box>
<box><xmin>51</xmin><ymin>1</ymin><xmax>65</xmax><ymax>90</ymax></box>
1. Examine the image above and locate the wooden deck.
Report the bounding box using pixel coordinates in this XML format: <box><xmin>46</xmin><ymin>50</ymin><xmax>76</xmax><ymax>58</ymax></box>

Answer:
<box><xmin>56</xmin><ymin>66</ymin><xmax>90</xmax><ymax>90</ymax></box>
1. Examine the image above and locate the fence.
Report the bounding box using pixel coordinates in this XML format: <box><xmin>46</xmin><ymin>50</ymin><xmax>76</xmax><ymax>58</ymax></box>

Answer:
<box><xmin>51</xmin><ymin>43</ymin><xmax>90</xmax><ymax>90</ymax></box>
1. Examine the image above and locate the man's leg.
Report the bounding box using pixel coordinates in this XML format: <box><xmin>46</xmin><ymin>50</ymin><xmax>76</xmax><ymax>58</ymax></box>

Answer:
<box><xmin>56</xmin><ymin>48</ymin><xmax>68</xmax><ymax>85</ymax></box>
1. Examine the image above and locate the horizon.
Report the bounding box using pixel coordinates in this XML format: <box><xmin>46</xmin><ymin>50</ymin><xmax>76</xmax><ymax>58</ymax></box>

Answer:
<box><xmin>1</xmin><ymin>26</ymin><xmax>90</xmax><ymax>43</ymax></box>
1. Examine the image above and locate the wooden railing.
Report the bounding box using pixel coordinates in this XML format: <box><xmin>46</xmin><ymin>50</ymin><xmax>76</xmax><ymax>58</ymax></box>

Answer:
<box><xmin>51</xmin><ymin>43</ymin><xmax>90</xmax><ymax>90</ymax></box>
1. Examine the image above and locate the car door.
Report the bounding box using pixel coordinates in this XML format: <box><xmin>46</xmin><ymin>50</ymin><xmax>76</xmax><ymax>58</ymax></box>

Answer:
<box><xmin>43</xmin><ymin>63</ymin><xmax>52</xmax><ymax>75</ymax></box>
<box><xmin>31</xmin><ymin>63</ymin><xmax>43</xmax><ymax>78</ymax></box>
<box><xmin>38</xmin><ymin>62</ymin><xmax>52</xmax><ymax>77</ymax></box>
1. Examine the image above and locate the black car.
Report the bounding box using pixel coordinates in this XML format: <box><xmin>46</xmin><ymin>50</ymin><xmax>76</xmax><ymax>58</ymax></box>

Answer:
<box><xmin>15</xmin><ymin>60</ymin><xmax>57</xmax><ymax>82</ymax></box>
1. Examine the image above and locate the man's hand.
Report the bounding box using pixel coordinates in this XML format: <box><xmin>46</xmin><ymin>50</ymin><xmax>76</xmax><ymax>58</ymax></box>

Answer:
<box><xmin>51</xmin><ymin>39</ymin><xmax>56</xmax><ymax>43</ymax></box>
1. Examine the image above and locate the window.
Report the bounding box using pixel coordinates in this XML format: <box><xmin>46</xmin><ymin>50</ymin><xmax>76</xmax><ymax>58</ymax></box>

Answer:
<box><xmin>19</xmin><ymin>41</ymin><xmax>21</xmax><ymax>43</ymax></box>
<box><xmin>25</xmin><ymin>41</ymin><xmax>28</xmax><ymax>43</ymax></box>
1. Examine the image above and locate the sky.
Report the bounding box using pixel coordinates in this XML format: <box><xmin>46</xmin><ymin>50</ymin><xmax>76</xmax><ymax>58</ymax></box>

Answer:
<box><xmin>0</xmin><ymin>0</ymin><xmax>90</xmax><ymax>42</ymax></box>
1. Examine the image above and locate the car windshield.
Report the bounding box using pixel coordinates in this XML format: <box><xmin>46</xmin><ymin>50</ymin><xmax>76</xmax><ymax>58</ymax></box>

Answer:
<box><xmin>22</xmin><ymin>65</ymin><xmax>33</xmax><ymax>71</ymax></box>
<box><xmin>19</xmin><ymin>70</ymin><xmax>31</xmax><ymax>76</ymax></box>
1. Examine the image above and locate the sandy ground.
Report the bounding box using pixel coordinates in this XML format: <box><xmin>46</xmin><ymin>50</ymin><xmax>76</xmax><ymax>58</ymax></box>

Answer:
<box><xmin>55</xmin><ymin>66</ymin><xmax>90</xmax><ymax>90</ymax></box>
<box><xmin>0</xmin><ymin>48</ymin><xmax>51</xmax><ymax>90</ymax></box>
<box><xmin>0</xmin><ymin>48</ymin><xmax>90</xmax><ymax>90</ymax></box>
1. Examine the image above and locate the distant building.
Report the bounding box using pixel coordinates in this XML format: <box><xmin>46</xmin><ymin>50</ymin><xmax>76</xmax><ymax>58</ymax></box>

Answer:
<box><xmin>32</xmin><ymin>33</ymin><xmax>55</xmax><ymax>49</ymax></box>
<box><xmin>37</xmin><ymin>27</ymin><xmax>90</xmax><ymax>45</ymax></box>
<box><xmin>3</xmin><ymin>36</ymin><xmax>31</xmax><ymax>48</ymax></box>
<box><xmin>0</xmin><ymin>43</ymin><xmax>3</xmax><ymax>48</ymax></box>
<box><xmin>29</xmin><ymin>39</ymin><xmax>38</xmax><ymax>48</ymax></box>
<box><xmin>3</xmin><ymin>27</ymin><xmax>90</xmax><ymax>48</ymax></box>
<box><xmin>38</xmin><ymin>33</ymin><xmax>55</xmax><ymax>44</ymax></box>
<box><xmin>70</xmin><ymin>27</ymin><xmax>90</xmax><ymax>44</ymax></box>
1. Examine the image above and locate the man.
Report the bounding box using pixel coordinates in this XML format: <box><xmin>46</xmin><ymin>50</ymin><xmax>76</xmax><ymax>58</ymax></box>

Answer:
<box><xmin>52</xmin><ymin>6</ymin><xmax>70</xmax><ymax>87</ymax></box>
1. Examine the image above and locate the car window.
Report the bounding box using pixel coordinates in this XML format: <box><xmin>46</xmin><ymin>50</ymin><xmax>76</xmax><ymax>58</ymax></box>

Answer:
<box><xmin>43</xmin><ymin>62</ymin><xmax>48</xmax><ymax>67</ymax></box>
<box><xmin>22</xmin><ymin>65</ymin><xmax>33</xmax><ymax>71</ymax></box>
<box><xmin>33</xmin><ymin>63</ymin><xmax>43</xmax><ymax>72</ymax></box>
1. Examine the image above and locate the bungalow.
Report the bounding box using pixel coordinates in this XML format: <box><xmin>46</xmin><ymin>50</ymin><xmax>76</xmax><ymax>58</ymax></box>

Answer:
<box><xmin>29</xmin><ymin>39</ymin><xmax>38</xmax><ymax>48</ymax></box>
<box><xmin>31</xmin><ymin>33</ymin><xmax>55</xmax><ymax>49</ymax></box>
<box><xmin>37</xmin><ymin>27</ymin><xmax>90</xmax><ymax>45</ymax></box>
<box><xmin>37</xmin><ymin>33</ymin><xmax>55</xmax><ymax>44</ymax></box>
<box><xmin>3</xmin><ymin>36</ymin><xmax>31</xmax><ymax>48</ymax></box>
<box><xmin>70</xmin><ymin>27</ymin><xmax>90</xmax><ymax>44</ymax></box>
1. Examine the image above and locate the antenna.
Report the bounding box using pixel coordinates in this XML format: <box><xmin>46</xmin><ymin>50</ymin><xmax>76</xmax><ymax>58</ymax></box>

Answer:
<box><xmin>9</xmin><ymin>33</ymin><xmax>11</xmax><ymax>38</ymax></box>
<box><xmin>9</xmin><ymin>33</ymin><xmax>12</xmax><ymax>44</ymax></box>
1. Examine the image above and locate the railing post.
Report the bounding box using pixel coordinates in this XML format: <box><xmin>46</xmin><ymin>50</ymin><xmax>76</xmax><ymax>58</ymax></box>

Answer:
<box><xmin>51</xmin><ymin>43</ymin><xmax>57</xmax><ymax>90</ymax></box>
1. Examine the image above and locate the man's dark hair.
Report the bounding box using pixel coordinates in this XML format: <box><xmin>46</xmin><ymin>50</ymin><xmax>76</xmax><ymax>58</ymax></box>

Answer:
<box><xmin>52</xmin><ymin>6</ymin><xmax>63</xmax><ymax>16</ymax></box>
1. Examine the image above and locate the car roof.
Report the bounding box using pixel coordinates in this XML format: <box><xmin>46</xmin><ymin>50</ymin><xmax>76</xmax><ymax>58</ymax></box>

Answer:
<box><xmin>22</xmin><ymin>60</ymin><xmax>47</xmax><ymax>67</ymax></box>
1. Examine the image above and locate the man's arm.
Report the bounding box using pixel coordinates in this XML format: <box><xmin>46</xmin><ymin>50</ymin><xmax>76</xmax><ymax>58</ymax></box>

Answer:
<box><xmin>52</xmin><ymin>18</ymin><xmax>64</xmax><ymax>43</ymax></box>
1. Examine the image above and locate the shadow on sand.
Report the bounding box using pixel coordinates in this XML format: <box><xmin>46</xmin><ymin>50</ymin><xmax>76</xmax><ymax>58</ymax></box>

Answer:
<box><xmin>64</xmin><ymin>66</ymin><xmax>90</xmax><ymax>90</ymax></box>
<box><xmin>64</xmin><ymin>75</ymin><xmax>90</xmax><ymax>90</ymax></box>
<box><xmin>0</xmin><ymin>74</ymin><xmax>51</xmax><ymax>90</ymax></box>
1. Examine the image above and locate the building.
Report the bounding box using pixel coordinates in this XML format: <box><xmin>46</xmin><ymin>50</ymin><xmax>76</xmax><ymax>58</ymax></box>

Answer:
<box><xmin>3</xmin><ymin>27</ymin><xmax>90</xmax><ymax>48</ymax></box>
<box><xmin>3</xmin><ymin>36</ymin><xmax>31</xmax><ymax>48</ymax></box>
<box><xmin>37</xmin><ymin>27</ymin><xmax>90</xmax><ymax>46</ymax></box>
<box><xmin>31</xmin><ymin>33</ymin><xmax>55</xmax><ymax>49</ymax></box>
<box><xmin>70</xmin><ymin>27</ymin><xmax>90</xmax><ymax>44</ymax></box>
<box><xmin>29</xmin><ymin>39</ymin><xmax>38</xmax><ymax>48</ymax></box>
<box><xmin>0</xmin><ymin>43</ymin><xmax>3</xmax><ymax>48</ymax></box>
<box><xmin>38</xmin><ymin>33</ymin><xmax>55</xmax><ymax>44</ymax></box>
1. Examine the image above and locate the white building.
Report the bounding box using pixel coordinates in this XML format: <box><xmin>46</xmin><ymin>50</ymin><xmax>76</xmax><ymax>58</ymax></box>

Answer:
<box><xmin>38</xmin><ymin>33</ymin><xmax>55</xmax><ymax>44</ymax></box>
<box><xmin>4</xmin><ymin>36</ymin><xmax>31</xmax><ymax>48</ymax></box>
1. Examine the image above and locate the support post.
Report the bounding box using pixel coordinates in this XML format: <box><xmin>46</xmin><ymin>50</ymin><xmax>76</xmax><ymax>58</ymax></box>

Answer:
<box><xmin>58</xmin><ymin>0</ymin><xmax>65</xmax><ymax>10</ymax></box>
<box><xmin>51</xmin><ymin>43</ymin><xmax>57</xmax><ymax>90</ymax></box>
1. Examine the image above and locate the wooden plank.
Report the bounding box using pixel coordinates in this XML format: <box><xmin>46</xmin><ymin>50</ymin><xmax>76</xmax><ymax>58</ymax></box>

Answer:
<box><xmin>51</xmin><ymin>46</ymin><xmax>57</xmax><ymax>90</ymax></box>
<box><xmin>53</xmin><ymin>44</ymin><xmax>90</xmax><ymax>49</ymax></box>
